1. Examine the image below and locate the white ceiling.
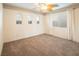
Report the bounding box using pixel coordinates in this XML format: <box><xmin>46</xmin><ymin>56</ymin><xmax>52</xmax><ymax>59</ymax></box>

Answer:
<box><xmin>4</xmin><ymin>3</ymin><xmax>72</xmax><ymax>13</ymax></box>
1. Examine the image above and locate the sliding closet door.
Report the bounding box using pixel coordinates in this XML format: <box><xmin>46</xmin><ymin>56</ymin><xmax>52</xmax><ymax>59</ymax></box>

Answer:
<box><xmin>73</xmin><ymin>8</ymin><xmax>79</xmax><ymax>42</ymax></box>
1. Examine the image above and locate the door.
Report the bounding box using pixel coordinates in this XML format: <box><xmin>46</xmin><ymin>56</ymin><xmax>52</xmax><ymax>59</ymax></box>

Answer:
<box><xmin>73</xmin><ymin>8</ymin><xmax>79</xmax><ymax>42</ymax></box>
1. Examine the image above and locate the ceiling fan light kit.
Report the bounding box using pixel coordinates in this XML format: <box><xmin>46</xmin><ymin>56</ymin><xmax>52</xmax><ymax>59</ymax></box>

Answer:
<box><xmin>35</xmin><ymin>3</ymin><xmax>58</xmax><ymax>12</ymax></box>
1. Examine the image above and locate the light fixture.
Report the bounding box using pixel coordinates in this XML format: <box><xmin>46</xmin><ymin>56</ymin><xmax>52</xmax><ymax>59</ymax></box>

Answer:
<box><xmin>35</xmin><ymin>3</ymin><xmax>58</xmax><ymax>12</ymax></box>
<box><xmin>47</xmin><ymin>4</ymin><xmax>54</xmax><ymax>11</ymax></box>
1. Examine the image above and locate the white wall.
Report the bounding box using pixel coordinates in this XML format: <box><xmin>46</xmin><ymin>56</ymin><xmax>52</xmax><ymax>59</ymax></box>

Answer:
<box><xmin>0</xmin><ymin>3</ymin><xmax>3</xmax><ymax>55</ymax></box>
<box><xmin>4</xmin><ymin>8</ymin><xmax>44</xmax><ymax>43</ymax></box>
<box><xmin>45</xmin><ymin>11</ymin><xmax>70</xmax><ymax>39</ymax></box>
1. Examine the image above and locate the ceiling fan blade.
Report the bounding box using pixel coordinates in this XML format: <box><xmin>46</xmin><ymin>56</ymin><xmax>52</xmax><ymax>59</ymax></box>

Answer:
<box><xmin>53</xmin><ymin>4</ymin><xmax>58</xmax><ymax>7</ymax></box>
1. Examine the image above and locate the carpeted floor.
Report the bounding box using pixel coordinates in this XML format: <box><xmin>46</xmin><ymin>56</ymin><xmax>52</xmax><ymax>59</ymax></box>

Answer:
<box><xmin>1</xmin><ymin>34</ymin><xmax>79</xmax><ymax>56</ymax></box>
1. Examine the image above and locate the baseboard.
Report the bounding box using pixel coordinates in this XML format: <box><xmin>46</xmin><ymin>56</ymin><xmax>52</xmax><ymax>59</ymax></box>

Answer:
<box><xmin>4</xmin><ymin>33</ymin><xmax>45</xmax><ymax>44</ymax></box>
<box><xmin>44</xmin><ymin>33</ymin><xmax>68</xmax><ymax>40</ymax></box>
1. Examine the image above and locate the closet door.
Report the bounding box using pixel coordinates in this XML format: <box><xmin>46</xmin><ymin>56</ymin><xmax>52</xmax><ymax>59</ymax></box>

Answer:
<box><xmin>73</xmin><ymin>8</ymin><xmax>79</xmax><ymax>42</ymax></box>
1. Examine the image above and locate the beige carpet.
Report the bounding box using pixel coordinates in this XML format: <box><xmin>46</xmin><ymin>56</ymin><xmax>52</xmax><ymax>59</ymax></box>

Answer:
<box><xmin>1</xmin><ymin>34</ymin><xmax>79</xmax><ymax>56</ymax></box>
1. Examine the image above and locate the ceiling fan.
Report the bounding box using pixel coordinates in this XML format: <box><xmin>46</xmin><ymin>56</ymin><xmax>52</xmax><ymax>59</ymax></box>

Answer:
<box><xmin>35</xmin><ymin>3</ymin><xmax>58</xmax><ymax>12</ymax></box>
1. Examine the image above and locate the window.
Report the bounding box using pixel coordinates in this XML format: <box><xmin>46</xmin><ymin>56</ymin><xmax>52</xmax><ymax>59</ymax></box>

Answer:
<box><xmin>53</xmin><ymin>12</ymin><xmax>67</xmax><ymax>27</ymax></box>
<box><xmin>16</xmin><ymin>13</ymin><xmax>22</xmax><ymax>24</ymax></box>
